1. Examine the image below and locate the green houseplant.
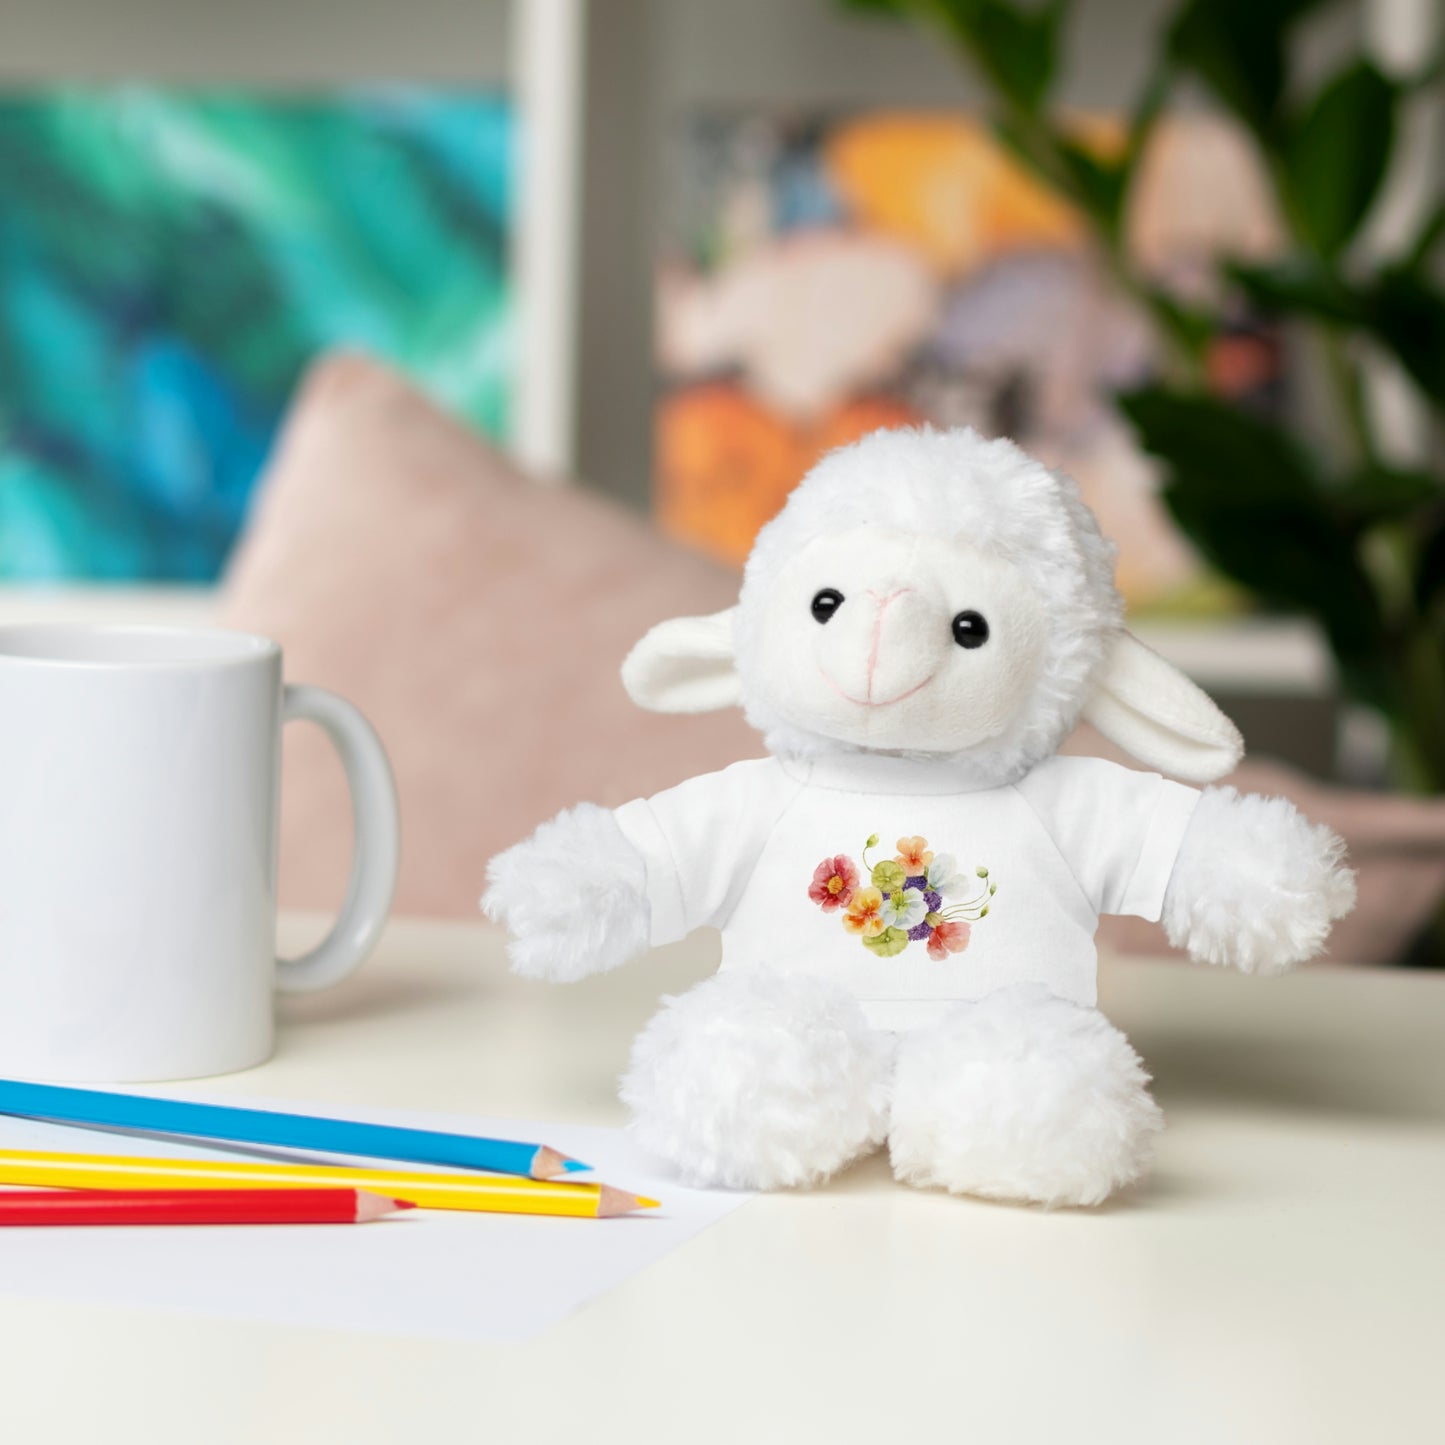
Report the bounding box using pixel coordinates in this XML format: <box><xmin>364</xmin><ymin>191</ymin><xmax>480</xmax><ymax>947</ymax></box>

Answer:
<box><xmin>843</xmin><ymin>0</ymin><xmax>1445</xmax><ymax>794</ymax></box>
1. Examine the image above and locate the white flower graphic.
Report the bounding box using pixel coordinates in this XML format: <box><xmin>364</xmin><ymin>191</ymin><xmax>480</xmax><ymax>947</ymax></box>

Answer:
<box><xmin>879</xmin><ymin>887</ymin><xmax>927</xmax><ymax>931</ymax></box>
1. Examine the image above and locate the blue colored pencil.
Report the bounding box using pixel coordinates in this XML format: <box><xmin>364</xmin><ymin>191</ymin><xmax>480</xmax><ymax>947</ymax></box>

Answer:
<box><xmin>0</xmin><ymin>1078</ymin><xmax>591</xmax><ymax>1180</ymax></box>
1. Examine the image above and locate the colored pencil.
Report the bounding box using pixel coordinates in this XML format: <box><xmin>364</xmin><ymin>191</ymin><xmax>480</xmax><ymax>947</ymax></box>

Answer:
<box><xmin>0</xmin><ymin>1151</ymin><xmax>659</xmax><ymax>1218</ymax></box>
<box><xmin>0</xmin><ymin>1077</ymin><xmax>588</xmax><ymax>1179</ymax></box>
<box><xmin>0</xmin><ymin>1188</ymin><xmax>412</xmax><ymax>1226</ymax></box>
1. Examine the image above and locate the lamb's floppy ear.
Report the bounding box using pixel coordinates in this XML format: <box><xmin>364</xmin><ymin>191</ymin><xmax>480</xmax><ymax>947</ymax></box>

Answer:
<box><xmin>621</xmin><ymin>608</ymin><xmax>742</xmax><ymax>713</ymax></box>
<box><xmin>1080</xmin><ymin>631</ymin><xmax>1243</xmax><ymax>783</ymax></box>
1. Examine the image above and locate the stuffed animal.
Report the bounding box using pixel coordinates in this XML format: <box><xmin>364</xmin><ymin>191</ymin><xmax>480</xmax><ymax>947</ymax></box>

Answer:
<box><xmin>483</xmin><ymin>427</ymin><xmax>1356</xmax><ymax>1207</ymax></box>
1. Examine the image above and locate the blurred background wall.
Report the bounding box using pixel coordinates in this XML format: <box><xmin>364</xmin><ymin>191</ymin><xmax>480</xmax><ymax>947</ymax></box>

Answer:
<box><xmin>0</xmin><ymin>0</ymin><xmax>511</xmax><ymax>84</ymax></box>
<box><xmin>2</xmin><ymin>0</ymin><xmax>1443</xmax><ymax>956</ymax></box>
<box><xmin>1</xmin><ymin>0</ymin><xmax>1373</xmax><ymax>511</ymax></box>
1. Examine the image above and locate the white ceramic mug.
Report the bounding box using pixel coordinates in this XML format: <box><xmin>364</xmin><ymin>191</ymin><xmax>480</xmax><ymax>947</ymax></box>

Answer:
<box><xmin>0</xmin><ymin>624</ymin><xmax>400</xmax><ymax>1082</ymax></box>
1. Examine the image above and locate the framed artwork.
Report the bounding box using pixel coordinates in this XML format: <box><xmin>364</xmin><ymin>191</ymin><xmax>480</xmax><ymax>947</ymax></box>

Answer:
<box><xmin>0</xmin><ymin>85</ymin><xmax>514</xmax><ymax>580</ymax></box>
<box><xmin>655</xmin><ymin>109</ymin><xmax>1285</xmax><ymax>614</ymax></box>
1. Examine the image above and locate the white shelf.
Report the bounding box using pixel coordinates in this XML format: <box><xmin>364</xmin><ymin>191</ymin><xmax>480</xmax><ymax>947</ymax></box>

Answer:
<box><xmin>1130</xmin><ymin>618</ymin><xmax>1335</xmax><ymax>696</ymax></box>
<box><xmin>0</xmin><ymin>587</ymin><xmax>216</xmax><ymax>629</ymax></box>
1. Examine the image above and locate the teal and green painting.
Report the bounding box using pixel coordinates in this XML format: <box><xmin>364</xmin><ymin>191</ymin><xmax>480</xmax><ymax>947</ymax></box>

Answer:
<box><xmin>0</xmin><ymin>87</ymin><xmax>513</xmax><ymax>580</ymax></box>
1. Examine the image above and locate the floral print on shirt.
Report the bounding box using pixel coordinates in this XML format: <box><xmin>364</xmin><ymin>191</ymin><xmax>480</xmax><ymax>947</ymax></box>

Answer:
<box><xmin>808</xmin><ymin>834</ymin><xmax>995</xmax><ymax>959</ymax></box>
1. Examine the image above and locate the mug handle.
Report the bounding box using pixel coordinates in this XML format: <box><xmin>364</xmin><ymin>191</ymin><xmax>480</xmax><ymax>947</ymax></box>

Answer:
<box><xmin>274</xmin><ymin>685</ymin><xmax>400</xmax><ymax>994</ymax></box>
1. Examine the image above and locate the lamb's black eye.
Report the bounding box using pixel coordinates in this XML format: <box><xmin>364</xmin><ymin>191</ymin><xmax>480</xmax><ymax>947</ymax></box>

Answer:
<box><xmin>811</xmin><ymin>588</ymin><xmax>844</xmax><ymax>624</ymax></box>
<box><xmin>952</xmin><ymin>610</ymin><xmax>989</xmax><ymax>649</ymax></box>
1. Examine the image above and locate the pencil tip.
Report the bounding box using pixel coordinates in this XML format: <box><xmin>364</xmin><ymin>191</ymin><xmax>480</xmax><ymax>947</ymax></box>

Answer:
<box><xmin>532</xmin><ymin>1148</ymin><xmax>591</xmax><ymax>1179</ymax></box>
<box><xmin>596</xmin><ymin>1185</ymin><xmax>659</xmax><ymax>1217</ymax></box>
<box><xmin>356</xmin><ymin>1191</ymin><xmax>417</xmax><ymax>1222</ymax></box>
<box><xmin>530</xmin><ymin>1146</ymin><xmax>565</xmax><ymax>1179</ymax></box>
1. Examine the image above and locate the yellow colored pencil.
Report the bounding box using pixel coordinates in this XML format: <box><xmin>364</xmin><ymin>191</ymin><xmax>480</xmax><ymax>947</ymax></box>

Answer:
<box><xmin>0</xmin><ymin>1150</ymin><xmax>658</xmax><ymax>1218</ymax></box>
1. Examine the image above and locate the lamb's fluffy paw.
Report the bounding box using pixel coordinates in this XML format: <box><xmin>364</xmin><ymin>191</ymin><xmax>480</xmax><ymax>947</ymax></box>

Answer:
<box><xmin>621</xmin><ymin>969</ymin><xmax>894</xmax><ymax>1190</ymax></box>
<box><xmin>888</xmin><ymin>985</ymin><xmax>1162</xmax><ymax>1208</ymax></box>
<box><xmin>480</xmin><ymin>803</ymin><xmax>649</xmax><ymax>982</ymax></box>
<box><xmin>1163</xmin><ymin>786</ymin><xmax>1357</xmax><ymax>976</ymax></box>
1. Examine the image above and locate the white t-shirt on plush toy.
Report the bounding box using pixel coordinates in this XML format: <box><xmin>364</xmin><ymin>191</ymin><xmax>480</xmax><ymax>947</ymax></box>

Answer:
<box><xmin>614</xmin><ymin>752</ymin><xmax>1200</xmax><ymax>1030</ymax></box>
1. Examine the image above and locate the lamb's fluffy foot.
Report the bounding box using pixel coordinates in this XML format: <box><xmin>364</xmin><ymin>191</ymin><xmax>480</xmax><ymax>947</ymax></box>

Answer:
<box><xmin>888</xmin><ymin>985</ymin><xmax>1162</xmax><ymax>1208</ymax></box>
<box><xmin>621</xmin><ymin>969</ymin><xmax>894</xmax><ymax>1190</ymax></box>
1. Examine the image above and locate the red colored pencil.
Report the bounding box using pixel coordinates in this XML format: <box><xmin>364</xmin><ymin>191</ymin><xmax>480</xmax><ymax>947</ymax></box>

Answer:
<box><xmin>0</xmin><ymin>1188</ymin><xmax>414</xmax><ymax>1226</ymax></box>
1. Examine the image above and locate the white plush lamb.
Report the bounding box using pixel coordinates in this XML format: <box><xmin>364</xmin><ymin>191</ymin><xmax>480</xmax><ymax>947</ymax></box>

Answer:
<box><xmin>483</xmin><ymin>427</ymin><xmax>1355</xmax><ymax>1207</ymax></box>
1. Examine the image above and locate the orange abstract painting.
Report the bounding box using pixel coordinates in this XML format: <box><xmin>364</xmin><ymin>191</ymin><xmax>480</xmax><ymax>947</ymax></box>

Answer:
<box><xmin>656</xmin><ymin>110</ymin><xmax>1285</xmax><ymax>609</ymax></box>
<box><xmin>657</xmin><ymin>385</ymin><xmax>924</xmax><ymax>568</ymax></box>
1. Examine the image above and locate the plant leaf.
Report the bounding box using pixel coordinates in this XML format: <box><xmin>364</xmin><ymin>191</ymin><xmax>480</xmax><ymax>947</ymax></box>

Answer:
<box><xmin>1332</xmin><ymin>467</ymin><xmax>1444</xmax><ymax>525</ymax></box>
<box><xmin>1416</xmin><ymin>518</ymin><xmax>1445</xmax><ymax>613</ymax></box>
<box><xmin>1118</xmin><ymin>386</ymin><xmax>1320</xmax><ymax>504</ymax></box>
<box><xmin>839</xmin><ymin>0</ymin><xmax>1070</xmax><ymax>113</ymax></box>
<box><xmin>932</xmin><ymin>0</ymin><xmax>1071</xmax><ymax>115</ymax></box>
<box><xmin>1366</xmin><ymin>268</ymin><xmax>1445</xmax><ymax>407</ymax></box>
<box><xmin>1118</xmin><ymin>387</ymin><xmax>1390</xmax><ymax>701</ymax></box>
<box><xmin>1230</xmin><ymin>259</ymin><xmax>1445</xmax><ymax>410</ymax></box>
<box><xmin>1228</xmin><ymin>259</ymin><xmax>1364</xmax><ymax>324</ymax></box>
<box><xmin>1284</xmin><ymin>60</ymin><xmax>1397</xmax><ymax>257</ymax></box>
<box><xmin>1406</xmin><ymin>198</ymin><xmax>1445</xmax><ymax>269</ymax></box>
<box><xmin>1054</xmin><ymin>134</ymin><xmax>1127</xmax><ymax>232</ymax></box>
<box><xmin>1166</xmin><ymin>0</ymin><xmax>1331</xmax><ymax>137</ymax></box>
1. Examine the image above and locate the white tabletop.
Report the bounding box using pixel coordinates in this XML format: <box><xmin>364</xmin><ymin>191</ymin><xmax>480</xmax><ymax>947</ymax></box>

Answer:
<box><xmin>1</xmin><ymin>917</ymin><xmax>1441</xmax><ymax>1445</ymax></box>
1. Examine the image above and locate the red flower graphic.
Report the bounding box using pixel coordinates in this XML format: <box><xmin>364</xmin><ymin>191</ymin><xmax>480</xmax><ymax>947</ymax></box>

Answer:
<box><xmin>926</xmin><ymin>920</ymin><xmax>972</xmax><ymax>961</ymax></box>
<box><xmin>809</xmin><ymin>855</ymin><xmax>859</xmax><ymax>912</ymax></box>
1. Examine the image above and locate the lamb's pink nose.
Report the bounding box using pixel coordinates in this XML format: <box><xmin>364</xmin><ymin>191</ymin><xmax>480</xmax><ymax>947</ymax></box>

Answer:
<box><xmin>814</xmin><ymin>582</ymin><xmax>946</xmax><ymax>705</ymax></box>
<box><xmin>863</xmin><ymin>586</ymin><xmax>940</xmax><ymax>703</ymax></box>
<box><xmin>865</xmin><ymin>589</ymin><xmax>908</xmax><ymax>700</ymax></box>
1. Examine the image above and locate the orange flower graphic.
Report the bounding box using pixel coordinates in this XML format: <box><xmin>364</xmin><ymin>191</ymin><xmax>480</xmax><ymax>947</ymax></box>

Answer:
<box><xmin>895</xmin><ymin>836</ymin><xmax>934</xmax><ymax>873</ymax></box>
<box><xmin>842</xmin><ymin>887</ymin><xmax>886</xmax><ymax>938</ymax></box>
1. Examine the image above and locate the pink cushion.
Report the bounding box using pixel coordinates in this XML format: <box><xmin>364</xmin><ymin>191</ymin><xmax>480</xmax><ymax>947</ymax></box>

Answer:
<box><xmin>220</xmin><ymin>354</ymin><xmax>759</xmax><ymax>918</ymax></box>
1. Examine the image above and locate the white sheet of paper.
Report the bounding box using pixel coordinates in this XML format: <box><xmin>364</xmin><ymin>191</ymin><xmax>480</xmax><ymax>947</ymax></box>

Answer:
<box><xmin>0</xmin><ymin>1100</ymin><xmax>750</xmax><ymax>1342</ymax></box>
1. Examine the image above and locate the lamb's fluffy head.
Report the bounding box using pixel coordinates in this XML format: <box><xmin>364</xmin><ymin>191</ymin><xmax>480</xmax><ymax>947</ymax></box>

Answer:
<box><xmin>623</xmin><ymin>426</ymin><xmax>1243</xmax><ymax>786</ymax></box>
<box><xmin>733</xmin><ymin>426</ymin><xmax>1119</xmax><ymax>779</ymax></box>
